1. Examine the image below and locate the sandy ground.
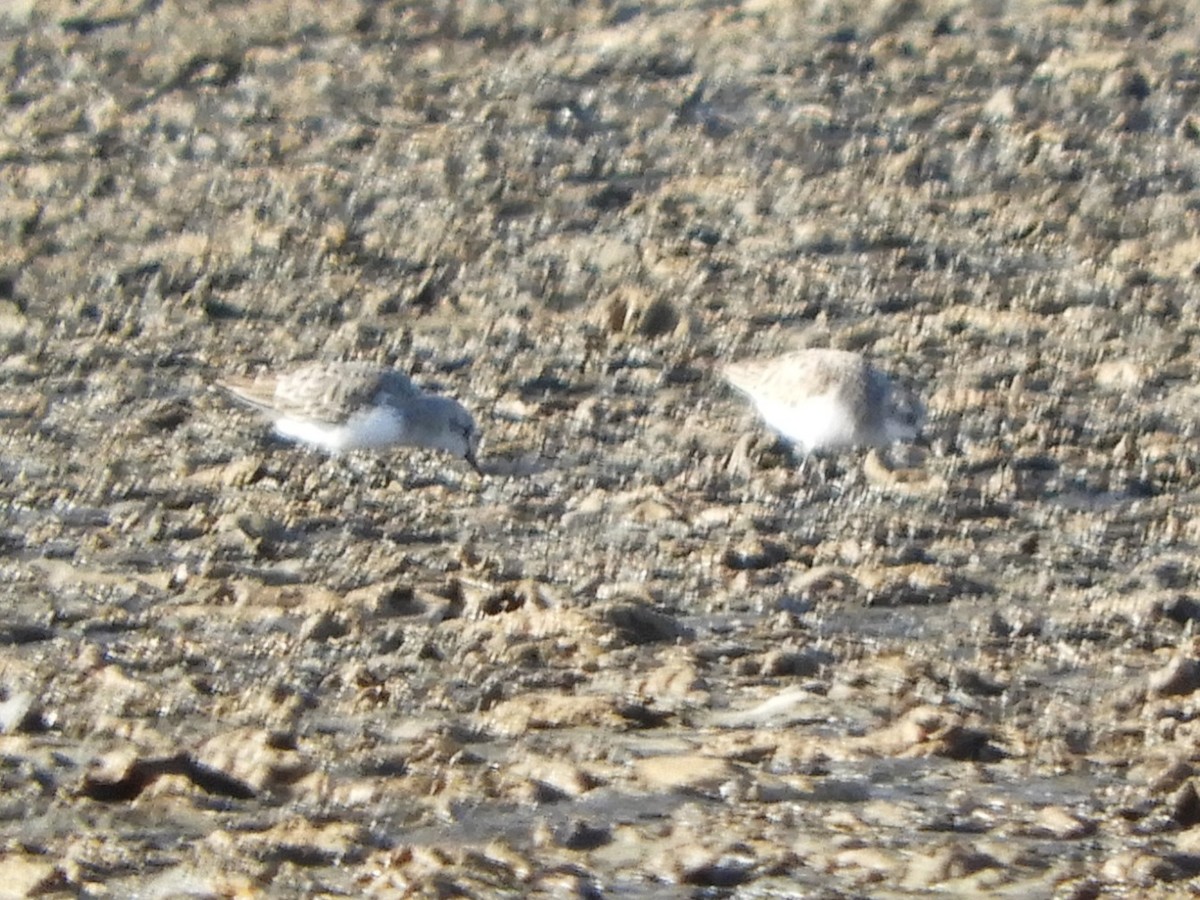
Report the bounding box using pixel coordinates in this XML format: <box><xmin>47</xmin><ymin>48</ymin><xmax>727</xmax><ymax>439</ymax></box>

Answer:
<box><xmin>3</xmin><ymin>0</ymin><xmax>1200</xmax><ymax>896</ymax></box>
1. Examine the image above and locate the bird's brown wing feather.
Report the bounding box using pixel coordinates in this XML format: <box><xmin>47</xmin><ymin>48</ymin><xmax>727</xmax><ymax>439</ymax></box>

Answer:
<box><xmin>724</xmin><ymin>350</ymin><xmax>862</xmax><ymax>403</ymax></box>
<box><xmin>216</xmin><ymin>373</ymin><xmax>282</xmax><ymax>415</ymax></box>
<box><xmin>220</xmin><ymin>362</ymin><xmax>421</xmax><ymax>424</ymax></box>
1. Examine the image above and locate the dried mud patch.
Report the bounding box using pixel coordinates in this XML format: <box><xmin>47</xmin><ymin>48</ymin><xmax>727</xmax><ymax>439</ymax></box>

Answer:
<box><xmin>3</xmin><ymin>0</ymin><xmax>1200</xmax><ymax>895</ymax></box>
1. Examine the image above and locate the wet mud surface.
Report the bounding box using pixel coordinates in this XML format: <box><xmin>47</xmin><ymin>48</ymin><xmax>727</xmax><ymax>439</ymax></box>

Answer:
<box><xmin>3</xmin><ymin>0</ymin><xmax>1200</xmax><ymax>896</ymax></box>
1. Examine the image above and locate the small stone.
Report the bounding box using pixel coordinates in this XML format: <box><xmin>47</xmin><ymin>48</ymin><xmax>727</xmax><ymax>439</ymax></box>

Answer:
<box><xmin>760</xmin><ymin>648</ymin><xmax>824</xmax><ymax>677</ymax></box>
<box><xmin>1175</xmin><ymin>827</ymin><xmax>1200</xmax><ymax>854</ymax></box>
<box><xmin>902</xmin><ymin>843</ymin><xmax>998</xmax><ymax>887</ymax></box>
<box><xmin>0</xmin><ymin>691</ymin><xmax>39</xmax><ymax>734</ymax></box>
<box><xmin>299</xmin><ymin>610</ymin><xmax>350</xmax><ymax>643</ymax></box>
<box><xmin>552</xmin><ymin>818</ymin><xmax>612</xmax><ymax>850</ymax></box>
<box><xmin>1159</xmin><ymin>596</ymin><xmax>1200</xmax><ymax>626</ymax></box>
<box><xmin>722</xmin><ymin>536</ymin><xmax>787</xmax><ymax>571</ymax></box>
<box><xmin>633</xmin><ymin>754</ymin><xmax>737</xmax><ymax>795</ymax></box>
<box><xmin>593</xmin><ymin>286</ymin><xmax>678</xmax><ymax>338</ymax></box>
<box><xmin>1102</xmin><ymin>850</ymin><xmax>1186</xmax><ymax>885</ymax></box>
<box><xmin>867</xmin><ymin>706</ymin><xmax>1000</xmax><ymax>761</ymax></box>
<box><xmin>833</xmin><ymin>845</ymin><xmax>902</xmax><ymax>877</ymax></box>
<box><xmin>1147</xmin><ymin>758</ymin><xmax>1193</xmax><ymax>794</ymax></box>
<box><xmin>983</xmin><ymin>86</ymin><xmax>1018</xmax><ymax>121</ymax></box>
<box><xmin>600</xmin><ymin>602</ymin><xmax>692</xmax><ymax>646</ymax></box>
<box><xmin>219</xmin><ymin>456</ymin><xmax>263</xmax><ymax>487</ymax></box>
<box><xmin>1094</xmin><ymin>359</ymin><xmax>1149</xmax><ymax>393</ymax></box>
<box><xmin>1033</xmin><ymin>806</ymin><xmax>1095</xmax><ymax>839</ymax></box>
<box><xmin>1170</xmin><ymin>781</ymin><xmax>1200</xmax><ymax>828</ymax></box>
<box><xmin>487</xmin><ymin>693</ymin><xmax>626</xmax><ymax>736</ymax></box>
<box><xmin>0</xmin><ymin>854</ymin><xmax>59</xmax><ymax>896</ymax></box>
<box><xmin>1148</xmin><ymin>656</ymin><xmax>1200</xmax><ymax>696</ymax></box>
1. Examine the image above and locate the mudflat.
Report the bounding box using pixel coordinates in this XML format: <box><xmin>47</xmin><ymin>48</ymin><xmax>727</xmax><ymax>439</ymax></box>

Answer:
<box><xmin>2</xmin><ymin>1</ymin><xmax>1200</xmax><ymax>895</ymax></box>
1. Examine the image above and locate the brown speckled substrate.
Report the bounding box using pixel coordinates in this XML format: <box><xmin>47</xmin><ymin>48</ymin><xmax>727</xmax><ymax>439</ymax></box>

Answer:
<box><xmin>3</xmin><ymin>0</ymin><xmax>1200</xmax><ymax>895</ymax></box>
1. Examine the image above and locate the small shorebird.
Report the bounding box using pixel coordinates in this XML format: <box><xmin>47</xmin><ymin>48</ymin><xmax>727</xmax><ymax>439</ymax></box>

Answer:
<box><xmin>722</xmin><ymin>348</ymin><xmax>923</xmax><ymax>456</ymax></box>
<box><xmin>218</xmin><ymin>360</ymin><xmax>482</xmax><ymax>472</ymax></box>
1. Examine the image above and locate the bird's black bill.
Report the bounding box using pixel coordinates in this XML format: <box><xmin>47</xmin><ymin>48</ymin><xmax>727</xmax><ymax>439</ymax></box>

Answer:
<box><xmin>465</xmin><ymin>450</ymin><xmax>484</xmax><ymax>475</ymax></box>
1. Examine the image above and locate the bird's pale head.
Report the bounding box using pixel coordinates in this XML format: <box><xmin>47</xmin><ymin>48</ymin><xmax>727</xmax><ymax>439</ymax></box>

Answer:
<box><xmin>424</xmin><ymin>396</ymin><xmax>482</xmax><ymax>472</ymax></box>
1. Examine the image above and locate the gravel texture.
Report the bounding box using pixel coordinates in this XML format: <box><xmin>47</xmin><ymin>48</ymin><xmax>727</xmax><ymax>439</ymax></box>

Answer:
<box><xmin>3</xmin><ymin>0</ymin><xmax>1200</xmax><ymax>896</ymax></box>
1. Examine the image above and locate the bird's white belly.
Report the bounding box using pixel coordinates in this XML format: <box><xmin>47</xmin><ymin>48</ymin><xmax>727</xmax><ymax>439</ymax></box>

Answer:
<box><xmin>275</xmin><ymin>406</ymin><xmax>405</xmax><ymax>453</ymax></box>
<box><xmin>753</xmin><ymin>394</ymin><xmax>861</xmax><ymax>454</ymax></box>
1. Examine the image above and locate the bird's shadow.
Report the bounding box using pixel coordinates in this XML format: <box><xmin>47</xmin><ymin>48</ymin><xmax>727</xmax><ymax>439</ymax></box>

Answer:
<box><xmin>477</xmin><ymin>454</ymin><xmax>554</xmax><ymax>478</ymax></box>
